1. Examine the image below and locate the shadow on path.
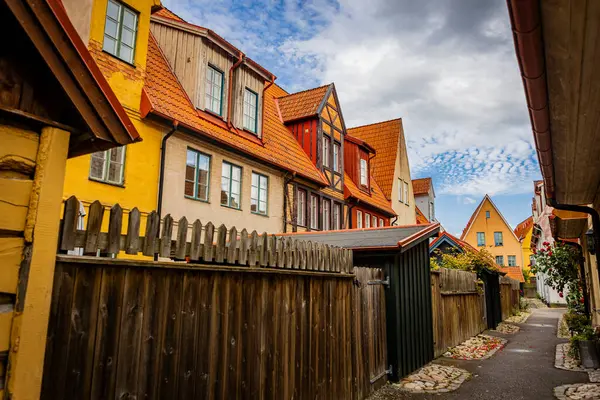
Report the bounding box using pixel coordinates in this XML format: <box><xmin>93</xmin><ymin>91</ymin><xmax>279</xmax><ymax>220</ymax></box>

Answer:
<box><xmin>369</xmin><ymin>308</ymin><xmax>588</xmax><ymax>400</ymax></box>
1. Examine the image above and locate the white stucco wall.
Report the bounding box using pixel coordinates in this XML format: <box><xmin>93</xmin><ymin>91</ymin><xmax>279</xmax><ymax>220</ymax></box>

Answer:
<box><xmin>389</xmin><ymin>138</ymin><xmax>416</xmax><ymax>225</ymax></box>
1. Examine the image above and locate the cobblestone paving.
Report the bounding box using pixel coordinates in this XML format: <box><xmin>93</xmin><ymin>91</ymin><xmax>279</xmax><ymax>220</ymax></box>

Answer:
<box><xmin>443</xmin><ymin>334</ymin><xmax>506</xmax><ymax>360</ymax></box>
<box><xmin>554</xmin><ymin>383</ymin><xmax>600</xmax><ymax>399</ymax></box>
<box><xmin>492</xmin><ymin>322</ymin><xmax>520</xmax><ymax>334</ymax></box>
<box><xmin>504</xmin><ymin>311</ymin><xmax>532</xmax><ymax>323</ymax></box>
<box><xmin>393</xmin><ymin>364</ymin><xmax>470</xmax><ymax>394</ymax></box>
<box><xmin>555</xmin><ymin>342</ymin><xmax>600</xmax><ymax>387</ymax></box>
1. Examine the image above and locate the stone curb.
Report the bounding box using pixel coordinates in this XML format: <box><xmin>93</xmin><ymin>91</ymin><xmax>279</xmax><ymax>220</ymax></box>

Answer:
<box><xmin>554</xmin><ymin>342</ymin><xmax>600</xmax><ymax>383</ymax></box>
<box><xmin>444</xmin><ymin>335</ymin><xmax>508</xmax><ymax>361</ymax></box>
<box><xmin>394</xmin><ymin>364</ymin><xmax>471</xmax><ymax>394</ymax></box>
<box><xmin>505</xmin><ymin>311</ymin><xmax>531</xmax><ymax>324</ymax></box>
<box><xmin>554</xmin><ymin>383</ymin><xmax>600</xmax><ymax>399</ymax></box>
<box><xmin>491</xmin><ymin>323</ymin><xmax>520</xmax><ymax>334</ymax></box>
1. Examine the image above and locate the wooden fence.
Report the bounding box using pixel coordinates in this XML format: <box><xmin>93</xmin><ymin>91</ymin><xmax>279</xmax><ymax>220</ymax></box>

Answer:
<box><xmin>41</xmin><ymin>198</ymin><xmax>387</xmax><ymax>399</ymax></box>
<box><xmin>431</xmin><ymin>268</ymin><xmax>486</xmax><ymax>358</ymax></box>
<box><xmin>500</xmin><ymin>276</ymin><xmax>521</xmax><ymax>320</ymax></box>
<box><xmin>59</xmin><ymin>196</ymin><xmax>353</xmax><ymax>273</ymax></box>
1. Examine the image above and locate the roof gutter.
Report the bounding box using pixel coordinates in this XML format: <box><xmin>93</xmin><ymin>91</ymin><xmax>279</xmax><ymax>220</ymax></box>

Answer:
<box><xmin>507</xmin><ymin>0</ymin><xmax>555</xmax><ymax>201</ymax></box>
<box><xmin>227</xmin><ymin>51</ymin><xmax>244</xmax><ymax>129</ymax></box>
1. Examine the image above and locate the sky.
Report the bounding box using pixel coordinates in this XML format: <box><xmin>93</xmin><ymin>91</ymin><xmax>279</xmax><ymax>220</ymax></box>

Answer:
<box><xmin>162</xmin><ymin>0</ymin><xmax>541</xmax><ymax>236</ymax></box>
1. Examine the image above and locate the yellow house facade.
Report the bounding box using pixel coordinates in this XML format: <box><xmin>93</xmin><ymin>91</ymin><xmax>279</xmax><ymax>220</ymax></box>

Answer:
<box><xmin>461</xmin><ymin>195</ymin><xmax>523</xmax><ymax>273</ymax></box>
<box><xmin>61</xmin><ymin>0</ymin><xmax>162</xmax><ymax>236</ymax></box>
<box><xmin>514</xmin><ymin>216</ymin><xmax>534</xmax><ymax>278</ymax></box>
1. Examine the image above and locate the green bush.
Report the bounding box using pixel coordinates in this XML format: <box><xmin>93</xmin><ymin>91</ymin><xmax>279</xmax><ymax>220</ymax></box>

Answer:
<box><xmin>564</xmin><ymin>312</ymin><xmax>590</xmax><ymax>334</ymax></box>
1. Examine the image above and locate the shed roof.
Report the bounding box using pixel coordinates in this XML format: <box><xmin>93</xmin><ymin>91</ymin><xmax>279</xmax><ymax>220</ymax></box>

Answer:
<box><xmin>281</xmin><ymin>223</ymin><xmax>439</xmax><ymax>252</ymax></box>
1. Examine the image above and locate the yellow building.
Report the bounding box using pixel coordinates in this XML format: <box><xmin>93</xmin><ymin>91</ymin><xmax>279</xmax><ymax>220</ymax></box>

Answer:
<box><xmin>461</xmin><ymin>195</ymin><xmax>524</xmax><ymax>282</ymax></box>
<box><xmin>514</xmin><ymin>216</ymin><xmax>534</xmax><ymax>279</ymax></box>
<box><xmin>61</xmin><ymin>0</ymin><xmax>162</xmax><ymax>234</ymax></box>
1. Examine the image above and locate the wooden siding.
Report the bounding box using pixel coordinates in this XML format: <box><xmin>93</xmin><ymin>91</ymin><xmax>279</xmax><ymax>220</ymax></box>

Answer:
<box><xmin>150</xmin><ymin>22</ymin><xmax>202</xmax><ymax>107</ymax></box>
<box><xmin>289</xmin><ymin>118</ymin><xmax>318</xmax><ymax>164</ymax></box>
<box><xmin>41</xmin><ymin>259</ymin><xmax>387</xmax><ymax>400</ymax></box>
<box><xmin>232</xmin><ymin>65</ymin><xmax>264</xmax><ymax>136</ymax></box>
<box><xmin>500</xmin><ymin>276</ymin><xmax>520</xmax><ymax>320</ymax></box>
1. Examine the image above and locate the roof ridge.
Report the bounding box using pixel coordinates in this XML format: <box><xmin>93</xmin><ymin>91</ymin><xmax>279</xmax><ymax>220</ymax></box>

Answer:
<box><xmin>277</xmin><ymin>83</ymin><xmax>332</xmax><ymax>100</ymax></box>
<box><xmin>153</xmin><ymin>6</ymin><xmax>186</xmax><ymax>22</ymax></box>
<box><xmin>347</xmin><ymin>117</ymin><xmax>402</xmax><ymax>131</ymax></box>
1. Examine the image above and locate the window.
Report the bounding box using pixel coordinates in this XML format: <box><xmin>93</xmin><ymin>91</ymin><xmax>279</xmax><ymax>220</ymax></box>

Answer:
<box><xmin>322</xmin><ymin>199</ymin><xmax>331</xmax><ymax>230</ymax></box>
<box><xmin>372</xmin><ymin>215</ymin><xmax>377</xmax><ymax>228</ymax></box>
<box><xmin>89</xmin><ymin>147</ymin><xmax>125</xmax><ymax>185</ymax></box>
<box><xmin>205</xmin><ymin>65</ymin><xmax>224</xmax><ymax>115</ymax></box>
<box><xmin>403</xmin><ymin>181</ymin><xmax>409</xmax><ymax>205</ymax></box>
<box><xmin>323</xmin><ymin>137</ymin><xmax>330</xmax><ymax>168</ymax></box>
<box><xmin>297</xmin><ymin>189</ymin><xmax>307</xmax><ymax>226</ymax></box>
<box><xmin>243</xmin><ymin>88</ymin><xmax>258</xmax><ymax>133</ymax></box>
<box><xmin>398</xmin><ymin>178</ymin><xmax>403</xmax><ymax>203</ymax></box>
<box><xmin>477</xmin><ymin>232</ymin><xmax>485</xmax><ymax>246</ymax></box>
<box><xmin>496</xmin><ymin>256</ymin><xmax>504</xmax><ymax>266</ymax></box>
<box><xmin>429</xmin><ymin>202</ymin><xmax>434</xmax><ymax>221</ymax></box>
<box><xmin>333</xmin><ymin>143</ymin><xmax>341</xmax><ymax>172</ymax></box>
<box><xmin>251</xmin><ymin>172</ymin><xmax>268</xmax><ymax>215</ymax></box>
<box><xmin>357</xmin><ymin>210</ymin><xmax>363</xmax><ymax>229</ymax></box>
<box><xmin>529</xmin><ymin>254</ymin><xmax>535</xmax><ymax>265</ymax></box>
<box><xmin>379</xmin><ymin>218</ymin><xmax>384</xmax><ymax>227</ymax></box>
<box><xmin>221</xmin><ymin>162</ymin><xmax>241</xmax><ymax>209</ymax></box>
<box><xmin>365</xmin><ymin>213</ymin><xmax>371</xmax><ymax>228</ymax></box>
<box><xmin>360</xmin><ymin>159</ymin><xmax>367</xmax><ymax>186</ymax></box>
<box><xmin>333</xmin><ymin>203</ymin><xmax>342</xmax><ymax>230</ymax></box>
<box><xmin>508</xmin><ymin>255</ymin><xmax>517</xmax><ymax>267</ymax></box>
<box><xmin>184</xmin><ymin>149</ymin><xmax>210</xmax><ymax>201</ymax></box>
<box><xmin>103</xmin><ymin>0</ymin><xmax>138</xmax><ymax>64</ymax></box>
<box><xmin>486</xmin><ymin>211</ymin><xmax>491</xmax><ymax>219</ymax></box>
<box><xmin>494</xmin><ymin>232</ymin><xmax>503</xmax><ymax>246</ymax></box>
<box><xmin>310</xmin><ymin>194</ymin><xmax>319</xmax><ymax>229</ymax></box>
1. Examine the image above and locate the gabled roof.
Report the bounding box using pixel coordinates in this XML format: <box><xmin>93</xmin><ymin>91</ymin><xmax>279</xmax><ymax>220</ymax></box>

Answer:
<box><xmin>430</xmin><ymin>231</ymin><xmax>478</xmax><ymax>254</ymax></box>
<box><xmin>4</xmin><ymin>0</ymin><xmax>140</xmax><ymax>157</ymax></box>
<box><xmin>514</xmin><ymin>216</ymin><xmax>533</xmax><ymax>241</ymax></box>
<box><xmin>347</xmin><ymin>119</ymin><xmax>402</xmax><ymax>199</ymax></box>
<box><xmin>412</xmin><ymin>178</ymin><xmax>433</xmax><ymax>196</ymax></box>
<box><xmin>416</xmin><ymin>206</ymin><xmax>429</xmax><ymax>224</ymax></box>
<box><xmin>460</xmin><ymin>195</ymin><xmax>520</xmax><ymax>242</ymax></box>
<box><xmin>142</xmin><ymin>33</ymin><xmax>326</xmax><ymax>185</ymax></box>
<box><xmin>280</xmin><ymin>223</ymin><xmax>440</xmax><ymax>252</ymax></box>
<box><xmin>344</xmin><ymin>173</ymin><xmax>396</xmax><ymax>217</ymax></box>
<box><xmin>153</xmin><ymin>7</ymin><xmax>184</xmax><ymax>21</ymax></box>
<box><xmin>501</xmin><ymin>266</ymin><xmax>525</xmax><ymax>283</ymax></box>
<box><xmin>277</xmin><ymin>85</ymin><xmax>331</xmax><ymax>123</ymax></box>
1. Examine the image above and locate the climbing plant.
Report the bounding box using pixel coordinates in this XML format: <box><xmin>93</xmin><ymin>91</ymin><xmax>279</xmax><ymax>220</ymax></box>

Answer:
<box><xmin>431</xmin><ymin>248</ymin><xmax>498</xmax><ymax>273</ymax></box>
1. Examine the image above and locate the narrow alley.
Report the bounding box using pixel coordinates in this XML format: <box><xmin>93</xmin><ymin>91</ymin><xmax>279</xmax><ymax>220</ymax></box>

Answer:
<box><xmin>369</xmin><ymin>306</ymin><xmax>590</xmax><ymax>400</ymax></box>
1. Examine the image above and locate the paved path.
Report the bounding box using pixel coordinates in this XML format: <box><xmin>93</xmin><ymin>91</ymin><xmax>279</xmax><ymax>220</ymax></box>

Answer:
<box><xmin>369</xmin><ymin>308</ymin><xmax>588</xmax><ymax>399</ymax></box>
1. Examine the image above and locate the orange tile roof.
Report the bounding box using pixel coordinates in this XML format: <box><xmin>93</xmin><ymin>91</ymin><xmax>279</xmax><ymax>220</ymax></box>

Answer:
<box><xmin>416</xmin><ymin>206</ymin><xmax>429</xmax><ymax>224</ymax></box>
<box><xmin>153</xmin><ymin>7</ymin><xmax>184</xmax><ymax>21</ymax></box>
<box><xmin>412</xmin><ymin>177</ymin><xmax>432</xmax><ymax>196</ymax></box>
<box><xmin>348</xmin><ymin>119</ymin><xmax>402</xmax><ymax>199</ymax></box>
<box><xmin>500</xmin><ymin>266</ymin><xmax>525</xmax><ymax>283</ymax></box>
<box><xmin>143</xmin><ymin>34</ymin><xmax>326</xmax><ymax>185</ymax></box>
<box><xmin>344</xmin><ymin>173</ymin><xmax>396</xmax><ymax>216</ymax></box>
<box><xmin>514</xmin><ymin>216</ymin><xmax>533</xmax><ymax>241</ymax></box>
<box><xmin>277</xmin><ymin>85</ymin><xmax>330</xmax><ymax>122</ymax></box>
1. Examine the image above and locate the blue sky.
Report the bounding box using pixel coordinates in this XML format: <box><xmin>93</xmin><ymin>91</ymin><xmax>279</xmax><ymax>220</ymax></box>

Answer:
<box><xmin>163</xmin><ymin>0</ymin><xmax>541</xmax><ymax>235</ymax></box>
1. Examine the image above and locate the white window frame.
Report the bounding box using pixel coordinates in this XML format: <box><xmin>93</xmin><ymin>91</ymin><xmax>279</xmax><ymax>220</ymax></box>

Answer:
<box><xmin>243</xmin><ymin>88</ymin><xmax>258</xmax><ymax>133</ymax></box>
<box><xmin>89</xmin><ymin>147</ymin><xmax>126</xmax><ymax>185</ymax></box>
<box><xmin>429</xmin><ymin>202</ymin><xmax>434</xmax><ymax>221</ymax></box>
<box><xmin>103</xmin><ymin>0</ymin><xmax>138</xmax><ymax>64</ymax></box>
<box><xmin>496</xmin><ymin>255</ymin><xmax>504</xmax><ymax>266</ymax></box>
<box><xmin>357</xmin><ymin>210</ymin><xmax>363</xmax><ymax>229</ymax></box>
<box><xmin>250</xmin><ymin>172</ymin><xmax>268</xmax><ymax>215</ymax></box>
<box><xmin>310</xmin><ymin>194</ymin><xmax>319</xmax><ymax>229</ymax></box>
<box><xmin>322</xmin><ymin>199</ymin><xmax>331</xmax><ymax>231</ymax></box>
<box><xmin>205</xmin><ymin>65</ymin><xmax>224</xmax><ymax>116</ymax></box>
<box><xmin>365</xmin><ymin>213</ymin><xmax>371</xmax><ymax>228</ymax></box>
<box><xmin>379</xmin><ymin>218</ymin><xmax>384</xmax><ymax>227</ymax></box>
<box><xmin>297</xmin><ymin>189</ymin><xmax>306</xmax><ymax>226</ymax></box>
<box><xmin>360</xmin><ymin>159</ymin><xmax>367</xmax><ymax>186</ymax></box>
<box><xmin>221</xmin><ymin>161</ymin><xmax>242</xmax><ymax>209</ymax></box>
<box><xmin>333</xmin><ymin>143</ymin><xmax>341</xmax><ymax>172</ymax></box>
<box><xmin>333</xmin><ymin>203</ymin><xmax>341</xmax><ymax>230</ymax></box>
<box><xmin>477</xmin><ymin>232</ymin><xmax>485</xmax><ymax>246</ymax></box>
<box><xmin>322</xmin><ymin>136</ymin><xmax>330</xmax><ymax>168</ymax></box>
<box><xmin>508</xmin><ymin>255</ymin><xmax>517</xmax><ymax>267</ymax></box>
<box><xmin>403</xmin><ymin>181</ymin><xmax>409</xmax><ymax>205</ymax></box>
<box><xmin>494</xmin><ymin>231</ymin><xmax>503</xmax><ymax>246</ymax></box>
<box><xmin>398</xmin><ymin>178</ymin><xmax>403</xmax><ymax>203</ymax></box>
<box><xmin>372</xmin><ymin>215</ymin><xmax>377</xmax><ymax>228</ymax></box>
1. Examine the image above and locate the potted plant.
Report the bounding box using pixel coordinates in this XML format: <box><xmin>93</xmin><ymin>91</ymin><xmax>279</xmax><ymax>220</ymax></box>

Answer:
<box><xmin>571</xmin><ymin>326</ymin><xmax>600</xmax><ymax>368</ymax></box>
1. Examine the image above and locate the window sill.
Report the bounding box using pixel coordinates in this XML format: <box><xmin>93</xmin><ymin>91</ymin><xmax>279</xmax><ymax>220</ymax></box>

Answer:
<box><xmin>220</xmin><ymin>204</ymin><xmax>242</xmax><ymax>211</ymax></box>
<box><xmin>184</xmin><ymin>195</ymin><xmax>210</xmax><ymax>204</ymax></box>
<box><xmin>88</xmin><ymin>177</ymin><xmax>125</xmax><ymax>188</ymax></box>
<box><xmin>101</xmin><ymin>50</ymin><xmax>136</xmax><ymax>68</ymax></box>
<box><xmin>251</xmin><ymin>211</ymin><xmax>269</xmax><ymax>218</ymax></box>
<box><xmin>205</xmin><ymin>108</ymin><xmax>224</xmax><ymax>119</ymax></box>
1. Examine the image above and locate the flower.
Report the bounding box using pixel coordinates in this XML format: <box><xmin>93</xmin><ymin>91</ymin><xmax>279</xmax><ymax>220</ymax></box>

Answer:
<box><xmin>559</xmin><ymin>292</ymin><xmax>563</xmax><ymax>298</ymax></box>
<box><xmin>548</xmin><ymin>251</ymin><xmax>553</xmax><ymax>256</ymax></box>
<box><xmin>580</xmin><ymin>297</ymin><xmax>585</xmax><ymax>304</ymax></box>
<box><xmin>543</xmin><ymin>241</ymin><xmax>549</xmax><ymax>246</ymax></box>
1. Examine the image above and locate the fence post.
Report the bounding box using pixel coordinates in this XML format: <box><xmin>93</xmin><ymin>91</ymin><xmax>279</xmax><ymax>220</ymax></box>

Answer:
<box><xmin>215</xmin><ymin>224</ymin><xmax>227</xmax><ymax>263</ymax></box>
<box><xmin>107</xmin><ymin>204</ymin><xmax>123</xmax><ymax>255</ymax></box>
<box><xmin>160</xmin><ymin>214</ymin><xmax>173</xmax><ymax>258</ymax></box>
<box><xmin>59</xmin><ymin>195</ymin><xmax>78</xmax><ymax>252</ymax></box>
<box><xmin>190</xmin><ymin>219</ymin><xmax>202</xmax><ymax>261</ymax></box>
<box><xmin>175</xmin><ymin>217</ymin><xmax>188</xmax><ymax>260</ymax></box>
<box><xmin>84</xmin><ymin>200</ymin><xmax>104</xmax><ymax>254</ymax></box>
<box><xmin>126</xmin><ymin>207</ymin><xmax>141</xmax><ymax>255</ymax></box>
<box><xmin>203</xmin><ymin>222</ymin><xmax>214</xmax><ymax>262</ymax></box>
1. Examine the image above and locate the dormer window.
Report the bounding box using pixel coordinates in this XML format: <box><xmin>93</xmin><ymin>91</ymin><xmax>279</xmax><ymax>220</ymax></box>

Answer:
<box><xmin>205</xmin><ymin>65</ymin><xmax>224</xmax><ymax>116</ymax></box>
<box><xmin>243</xmin><ymin>88</ymin><xmax>258</xmax><ymax>133</ymax></box>
<box><xmin>360</xmin><ymin>159</ymin><xmax>367</xmax><ymax>186</ymax></box>
<box><xmin>333</xmin><ymin>143</ymin><xmax>341</xmax><ymax>172</ymax></box>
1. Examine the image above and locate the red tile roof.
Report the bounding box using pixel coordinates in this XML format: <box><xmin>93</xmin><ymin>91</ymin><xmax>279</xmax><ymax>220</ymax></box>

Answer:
<box><xmin>500</xmin><ymin>266</ymin><xmax>525</xmax><ymax>283</ymax></box>
<box><xmin>143</xmin><ymin>34</ymin><xmax>326</xmax><ymax>185</ymax></box>
<box><xmin>416</xmin><ymin>206</ymin><xmax>429</xmax><ymax>224</ymax></box>
<box><xmin>344</xmin><ymin>173</ymin><xmax>396</xmax><ymax>216</ymax></box>
<box><xmin>347</xmin><ymin>119</ymin><xmax>402</xmax><ymax>199</ymax></box>
<box><xmin>514</xmin><ymin>216</ymin><xmax>533</xmax><ymax>241</ymax></box>
<box><xmin>277</xmin><ymin>85</ymin><xmax>330</xmax><ymax>122</ymax></box>
<box><xmin>153</xmin><ymin>7</ymin><xmax>184</xmax><ymax>21</ymax></box>
<box><xmin>412</xmin><ymin>178</ymin><xmax>432</xmax><ymax>196</ymax></box>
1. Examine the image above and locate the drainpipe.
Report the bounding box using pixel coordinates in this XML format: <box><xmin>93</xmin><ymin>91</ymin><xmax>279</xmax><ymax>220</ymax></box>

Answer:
<box><xmin>391</xmin><ymin>216</ymin><xmax>398</xmax><ymax>226</ymax></box>
<box><xmin>227</xmin><ymin>52</ymin><xmax>244</xmax><ymax>129</ymax></box>
<box><xmin>549</xmin><ymin>198</ymin><xmax>600</xmax><ymax>315</ymax></box>
<box><xmin>155</xmin><ymin>121</ymin><xmax>179</xmax><ymax>260</ymax></box>
<box><xmin>347</xmin><ymin>203</ymin><xmax>356</xmax><ymax>229</ymax></box>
